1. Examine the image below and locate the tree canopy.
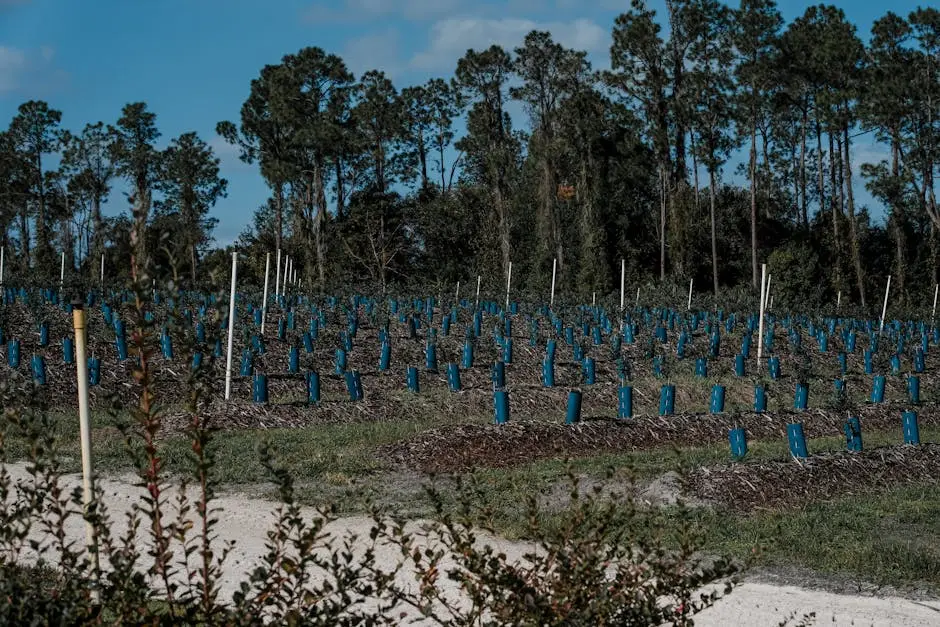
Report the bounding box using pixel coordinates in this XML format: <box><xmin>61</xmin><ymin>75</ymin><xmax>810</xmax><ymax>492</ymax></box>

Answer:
<box><xmin>2</xmin><ymin>2</ymin><xmax>938</xmax><ymax>311</ymax></box>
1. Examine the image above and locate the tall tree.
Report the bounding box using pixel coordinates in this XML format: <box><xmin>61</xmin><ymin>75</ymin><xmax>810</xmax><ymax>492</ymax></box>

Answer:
<box><xmin>0</xmin><ymin>130</ymin><xmax>30</xmax><ymax>268</ymax></box>
<box><xmin>275</xmin><ymin>47</ymin><xmax>355</xmax><ymax>289</ymax></box>
<box><xmin>426</xmin><ymin>78</ymin><xmax>461</xmax><ymax>194</ymax></box>
<box><xmin>511</xmin><ymin>31</ymin><xmax>590</xmax><ymax>286</ymax></box>
<box><xmin>157</xmin><ymin>132</ymin><xmax>228</xmax><ymax>283</ymax></box>
<box><xmin>353</xmin><ymin>70</ymin><xmax>405</xmax><ymax>195</ymax></box>
<box><xmin>9</xmin><ymin>100</ymin><xmax>62</xmax><ymax>271</ymax></box>
<box><xmin>61</xmin><ymin>122</ymin><xmax>114</xmax><ymax>269</ymax></box>
<box><xmin>862</xmin><ymin>13</ymin><xmax>916</xmax><ymax>299</ymax></box>
<box><xmin>689</xmin><ymin>0</ymin><xmax>737</xmax><ymax>297</ymax></box>
<box><xmin>454</xmin><ymin>45</ymin><xmax>519</xmax><ymax>281</ymax></box>
<box><xmin>906</xmin><ymin>9</ymin><xmax>939</xmax><ymax>252</ymax></box>
<box><xmin>608</xmin><ymin>0</ymin><xmax>672</xmax><ymax>279</ymax></box>
<box><xmin>217</xmin><ymin>62</ymin><xmax>295</xmax><ymax>256</ymax></box>
<box><xmin>109</xmin><ymin>102</ymin><xmax>161</xmax><ymax>280</ymax></box>
<box><xmin>734</xmin><ymin>0</ymin><xmax>782</xmax><ymax>288</ymax></box>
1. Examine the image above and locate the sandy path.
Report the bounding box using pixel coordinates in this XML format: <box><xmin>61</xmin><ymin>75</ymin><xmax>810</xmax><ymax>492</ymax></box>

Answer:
<box><xmin>3</xmin><ymin>462</ymin><xmax>939</xmax><ymax>626</ymax></box>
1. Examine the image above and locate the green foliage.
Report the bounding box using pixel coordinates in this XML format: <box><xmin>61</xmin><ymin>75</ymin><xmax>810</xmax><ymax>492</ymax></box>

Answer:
<box><xmin>0</xmin><ymin>4</ymin><xmax>938</xmax><ymax>310</ymax></box>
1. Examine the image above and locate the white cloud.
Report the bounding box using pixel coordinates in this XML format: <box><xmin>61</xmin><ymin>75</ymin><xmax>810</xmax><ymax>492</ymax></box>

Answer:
<box><xmin>304</xmin><ymin>0</ymin><xmax>463</xmax><ymax>23</ymax></box>
<box><xmin>409</xmin><ymin>17</ymin><xmax>608</xmax><ymax>71</ymax></box>
<box><xmin>342</xmin><ymin>28</ymin><xmax>403</xmax><ymax>78</ymax></box>
<box><xmin>0</xmin><ymin>44</ymin><xmax>65</xmax><ymax>96</ymax></box>
<box><xmin>0</xmin><ymin>46</ymin><xmax>26</xmax><ymax>92</ymax></box>
<box><xmin>209</xmin><ymin>135</ymin><xmax>251</xmax><ymax>171</ymax></box>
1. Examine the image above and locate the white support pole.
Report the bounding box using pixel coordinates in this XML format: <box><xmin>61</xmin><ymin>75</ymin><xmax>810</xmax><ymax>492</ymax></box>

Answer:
<box><xmin>0</xmin><ymin>246</ymin><xmax>4</xmax><ymax>287</ymax></box>
<box><xmin>274</xmin><ymin>249</ymin><xmax>282</xmax><ymax>297</ymax></box>
<box><xmin>592</xmin><ymin>292</ymin><xmax>596</xmax><ymax>306</ymax></box>
<box><xmin>765</xmin><ymin>274</ymin><xmax>772</xmax><ymax>309</ymax></box>
<box><xmin>879</xmin><ymin>275</ymin><xmax>891</xmax><ymax>333</ymax></box>
<box><xmin>261</xmin><ymin>252</ymin><xmax>271</xmax><ymax>335</ymax></box>
<box><xmin>932</xmin><ymin>284</ymin><xmax>938</xmax><ymax>323</ymax></box>
<box><xmin>284</xmin><ymin>257</ymin><xmax>290</xmax><ymax>295</ymax></box>
<box><xmin>635</xmin><ymin>287</ymin><xmax>640</xmax><ymax>307</ymax></box>
<box><xmin>72</xmin><ymin>302</ymin><xmax>99</xmax><ymax>576</ymax></box>
<box><xmin>100</xmin><ymin>253</ymin><xmax>105</xmax><ymax>285</ymax></box>
<box><xmin>475</xmin><ymin>275</ymin><xmax>481</xmax><ymax>307</ymax></box>
<box><xmin>837</xmin><ymin>290</ymin><xmax>841</xmax><ymax>311</ymax></box>
<box><xmin>224</xmin><ymin>252</ymin><xmax>238</xmax><ymax>401</ymax></box>
<box><xmin>757</xmin><ymin>263</ymin><xmax>767</xmax><ymax>370</ymax></box>
<box><xmin>619</xmin><ymin>259</ymin><xmax>625</xmax><ymax>312</ymax></box>
<box><xmin>687</xmin><ymin>278</ymin><xmax>693</xmax><ymax>311</ymax></box>
<box><xmin>505</xmin><ymin>261</ymin><xmax>512</xmax><ymax>311</ymax></box>
<box><xmin>550</xmin><ymin>258</ymin><xmax>557</xmax><ymax>308</ymax></box>
<box><xmin>455</xmin><ymin>281</ymin><xmax>460</xmax><ymax>304</ymax></box>
<box><xmin>60</xmin><ymin>251</ymin><xmax>65</xmax><ymax>289</ymax></box>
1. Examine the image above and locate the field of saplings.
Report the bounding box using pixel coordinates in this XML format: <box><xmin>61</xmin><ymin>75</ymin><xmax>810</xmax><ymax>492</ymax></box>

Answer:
<box><xmin>3</xmin><ymin>283</ymin><xmax>940</xmax><ymax>515</ymax></box>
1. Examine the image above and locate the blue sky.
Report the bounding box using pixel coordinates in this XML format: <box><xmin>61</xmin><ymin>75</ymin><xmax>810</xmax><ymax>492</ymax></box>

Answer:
<box><xmin>0</xmin><ymin>0</ymin><xmax>927</xmax><ymax>245</ymax></box>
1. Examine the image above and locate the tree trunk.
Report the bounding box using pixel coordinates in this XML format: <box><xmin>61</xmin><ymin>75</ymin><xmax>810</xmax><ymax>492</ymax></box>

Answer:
<box><xmin>709</xmin><ymin>169</ymin><xmax>718</xmax><ymax>298</ymax></box>
<box><xmin>418</xmin><ymin>136</ymin><xmax>429</xmax><ymax>191</ymax></box>
<box><xmin>36</xmin><ymin>153</ymin><xmax>49</xmax><ymax>269</ymax></box>
<box><xmin>931</xmin><ymin>223</ymin><xmax>938</xmax><ymax>288</ymax></box>
<box><xmin>313</xmin><ymin>168</ymin><xmax>327</xmax><ymax>289</ymax></box>
<box><xmin>843</xmin><ymin>121</ymin><xmax>866</xmax><ymax>308</ymax></box>
<box><xmin>890</xmin><ymin>139</ymin><xmax>905</xmax><ymax>302</ymax></box>
<box><xmin>335</xmin><ymin>159</ymin><xmax>346</xmax><ymax>220</ymax></box>
<box><xmin>19</xmin><ymin>206</ymin><xmax>30</xmax><ymax>268</ymax></box>
<box><xmin>495</xmin><ymin>184</ymin><xmax>511</xmax><ymax>284</ymax></box>
<box><xmin>790</xmin><ymin>143</ymin><xmax>799</xmax><ymax>224</ymax></box>
<box><xmin>660</xmin><ymin>167</ymin><xmax>667</xmax><ymax>281</ymax></box>
<box><xmin>691</xmin><ymin>132</ymin><xmax>700</xmax><ymax>212</ymax></box>
<box><xmin>539</xmin><ymin>156</ymin><xmax>556</xmax><ymax>279</ymax></box>
<box><xmin>828</xmin><ymin>132</ymin><xmax>841</xmax><ymax>296</ymax></box>
<box><xmin>275</xmin><ymin>183</ymin><xmax>284</xmax><ymax>253</ymax></box>
<box><xmin>799</xmin><ymin>106</ymin><xmax>808</xmax><ymax>229</ymax></box>
<box><xmin>439</xmin><ymin>138</ymin><xmax>447</xmax><ymax>193</ymax></box>
<box><xmin>759</xmin><ymin>123</ymin><xmax>772</xmax><ymax>219</ymax></box>
<box><xmin>131</xmin><ymin>174</ymin><xmax>149</xmax><ymax>281</ymax></box>
<box><xmin>749</xmin><ymin>121</ymin><xmax>758</xmax><ymax>289</ymax></box>
<box><xmin>92</xmin><ymin>195</ymin><xmax>104</xmax><ymax>269</ymax></box>
<box><xmin>815</xmin><ymin>116</ymin><xmax>824</xmax><ymax>225</ymax></box>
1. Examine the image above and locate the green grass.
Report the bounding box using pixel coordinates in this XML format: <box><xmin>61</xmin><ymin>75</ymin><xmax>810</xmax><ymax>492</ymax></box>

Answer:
<box><xmin>5</xmin><ymin>407</ymin><xmax>940</xmax><ymax>590</ymax></box>
<box><xmin>690</xmin><ymin>483</ymin><xmax>940</xmax><ymax>588</ymax></box>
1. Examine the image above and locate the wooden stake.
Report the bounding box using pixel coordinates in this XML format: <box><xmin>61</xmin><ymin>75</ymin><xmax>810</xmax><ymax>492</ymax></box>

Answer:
<box><xmin>757</xmin><ymin>264</ymin><xmax>767</xmax><ymax>370</ymax></box>
<box><xmin>261</xmin><ymin>252</ymin><xmax>271</xmax><ymax>335</ymax></box>
<box><xmin>224</xmin><ymin>252</ymin><xmax>238</xmax><ymax>401</ymax></box>
<box><xmin>879</xmin><ymin>275</ymin><xmax>891</xmax><ymax>333</ymax></box>
<box><xmin>505</xmin><ymin>261</ymin><xmax>512</xmax><ymax>310</ymax></box>
<box><xmin>72</xmin><ymin>301</ymin><xmax>99</xmax><ymax>579</ymax></box>
<box><xmin>550</xmin><ymin>258</ymin><xmax>557</xmax><ymax>308</ymax></box>
<box><xmin>932</xmin><ymin>284</ymin><xmax>938</xmax><ymax>323</ymax></box>
<box><xmin>619</xmin><ymin>259</ymin><xmax>625</xmax><ymax>312</ymax></box>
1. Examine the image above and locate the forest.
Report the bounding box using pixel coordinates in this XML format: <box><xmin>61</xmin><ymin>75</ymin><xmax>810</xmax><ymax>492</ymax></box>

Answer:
<box><xmin>0</xmin><ymin>0</ymin><xmax>937</xmax><ymax>312</ymax></box>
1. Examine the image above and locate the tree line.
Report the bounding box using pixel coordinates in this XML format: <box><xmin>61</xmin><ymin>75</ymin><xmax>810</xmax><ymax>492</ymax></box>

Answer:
<box><xmin>1</xmin><ymin>1</ymin><xmax>938</xmax><ymax>311</ymax></box>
